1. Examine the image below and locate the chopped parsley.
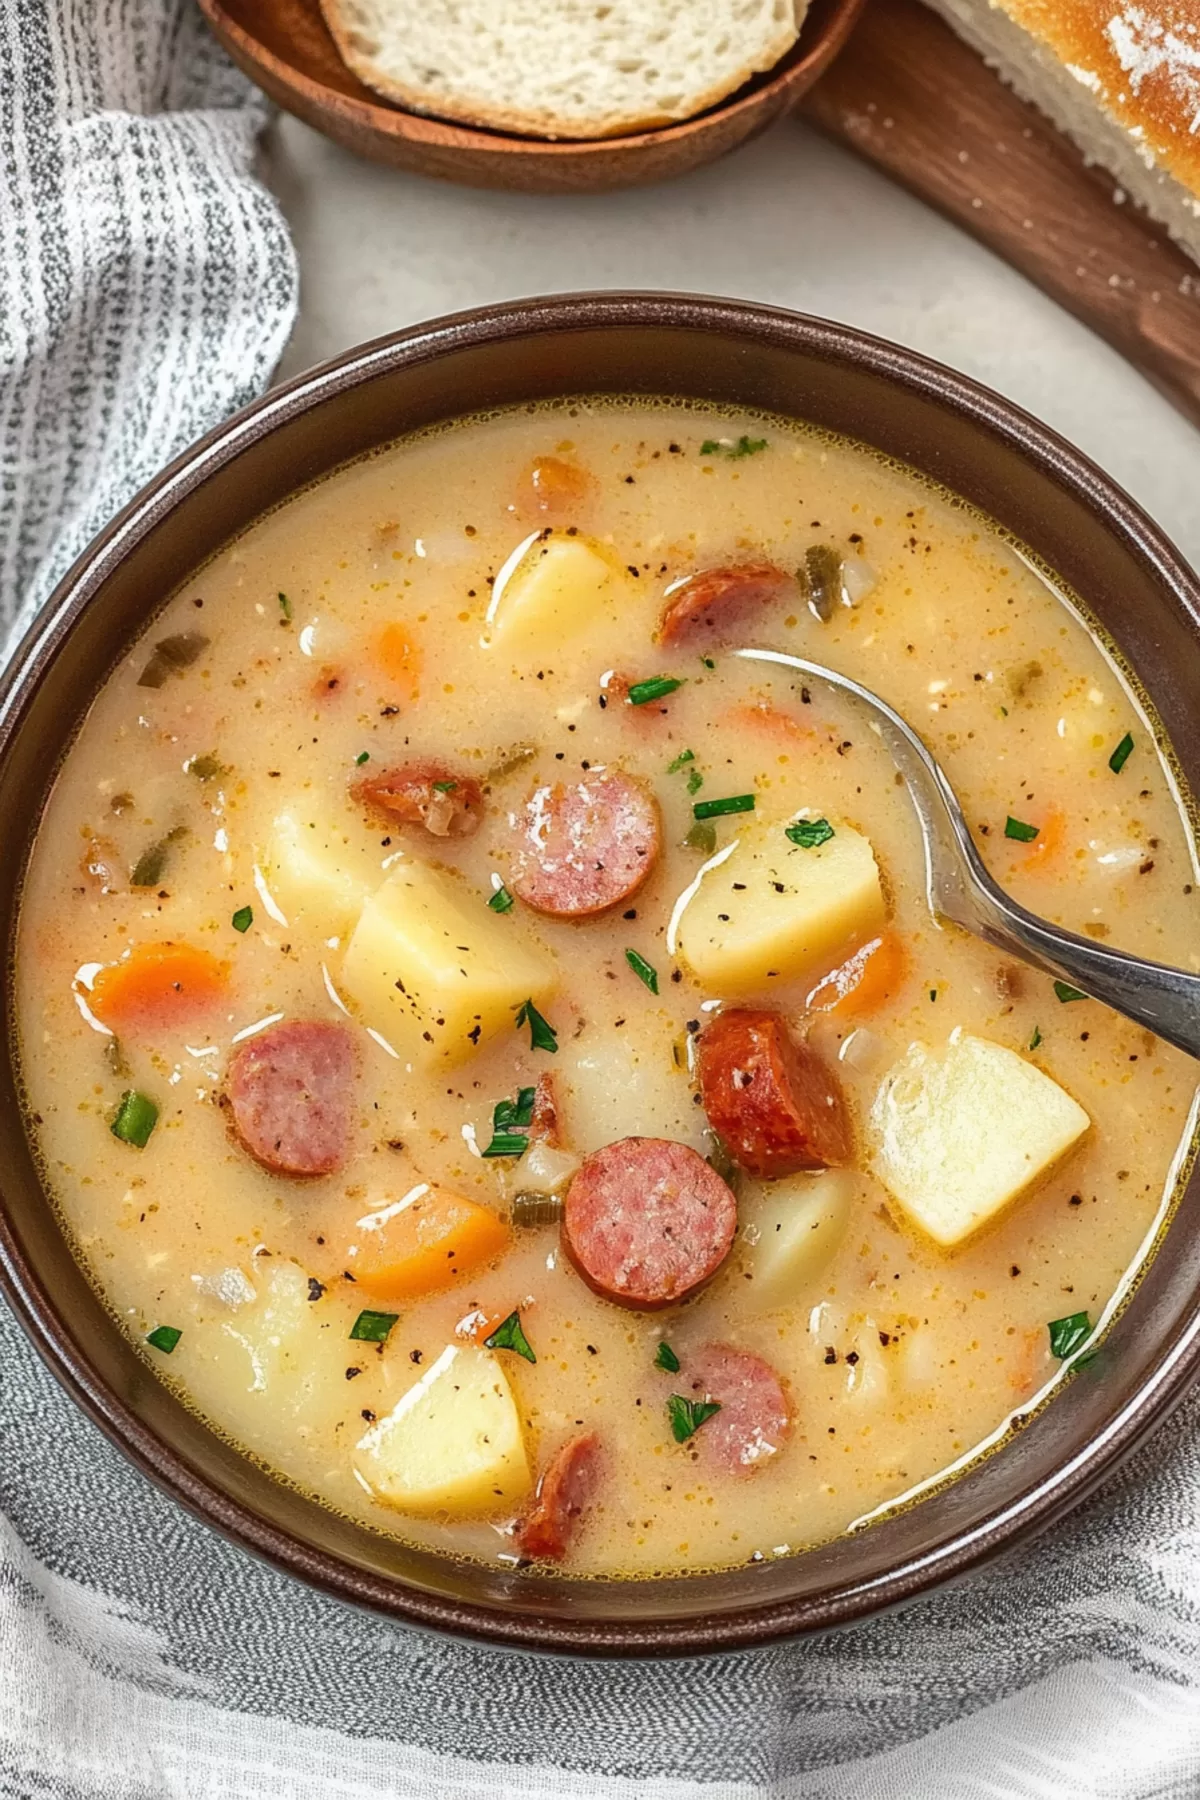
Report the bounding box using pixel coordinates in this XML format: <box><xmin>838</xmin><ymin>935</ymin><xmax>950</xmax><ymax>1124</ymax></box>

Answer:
<box><xmin>654</xmin><ymin>1341</ymin><xmax>681</xmax><ymax>1374</ymax></box>
<box><xmin>667</xmin><ymin>749</ymin><xmax>695</xmax><ymax>773</ymax></box>
<box><xmin>481</xmin><ymin>1132</ymin><xmax>530</xmax><ymax>1159</ymax></box>
<box><xmin>625</xmin><ymin>949</ymin><xmax>659</xmax><ymax>994</ymax></box>
<box><xmin>1053</xmin><ymin>981</ymin><xmax>1087</xmax><ymax>1004</ymax></box>
<box><xmin>786</xmin><ymin>817</ymin><xmax>835</xmax><ymax>849</ymax></box>
<box><xmin>485</xmin><ymin>1309</ymin><xmax>537</xmax><ymax>1364</ymax></box>
<box><xmin>687</xmin><ymin>768</ymin><xmax>703</xmax><ymax>795</ymax></box>
<box><xmin>699</xmin><ymin>436</ymin><xmax>768</xmax><ymax>459</ymax></box>
<box><xmin>1048</xmin><ymin>1311</ymin><xmax>1092</xmax><ymax>1359</ymax></box>
<box><xmin>432</xmin><ymin>779</ymin><xmax>457</xmax><ymax>793</ymax></box>
<box><xmin>515</xmin><ymin>998</ymin><xmax>558</xmax><ymax>1054</ymax></box>
<box><xmin>483</xmin><ymin>1087</ymin><xmax>536</xmax><ymax>1156</ymax></box>
<box><xmin>667</xmin><ymin>1393</ymin><xmax>722</xmax><ymax>1443</ymax></box>
<box><xmin>111</xmin><ymin>1090</ymin><xmax>158</xmax><ymax>1149</ymax></box>
<box><xmin>146</xmin><ymin>1325</ymin><xmax>181</xmax><ymax>1355</ymax></box>
<box><xmin>488</xmin><ymin>884</ymin><xmax>515</xmax><ymax>913</ymax></box>
<box><xmin>1029</xmin><ymin>1026</ymin><xmax>1043</xmax><ymax>1050</ymax></box>
<box><xmin>130</xmin><ymin>824</ymin><xmax>187</xmax><ymax>889</ymax></box>
<box><xmin>694</xmin><ymin>793</ymin><xmax>755</xmax><ymax>821</ymax></box>
<box><xmin>1005</xmin><ymin>816</ymin><xmax>1039</xmax><ymax>843</ymax></box>
<box><xmin>231</xmin><ymin>905</ymin><xmax>253</xmax><ymax>933</ymax></box>
<box><xmin>349</xmin><ymin>1309</ymin><xmax>398</xmax><ymax>1344</ymax></box>
<box><xmin>684</xmin><ymin>819</ymin><xmax>717</xmax><ymax>854</ymax></box>
<box><xmin>628</xmin><ymin>675</ymin><xmax>684</xmax><ymax>706</ymax></box>
<box><xmin>1108</xmin><ymin>732</ymin><xmax>1135</xmax><ymax>774</ymax></box>
<box><xmin>278</xmin><ymin>591</ymin><xmax>293</xmax><ymax>622</ymax></box>
<box><xmin>355</xmin><ymin>751</ymin><xmax>370</xmax><ymax>766</ymax></box>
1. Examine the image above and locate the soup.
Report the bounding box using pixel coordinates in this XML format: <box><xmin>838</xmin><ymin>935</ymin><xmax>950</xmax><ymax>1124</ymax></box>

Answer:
<box><xmin>17</xmin><ymin>400</ymin><xmax>1199</xmax><ymax>1578</ymax></box>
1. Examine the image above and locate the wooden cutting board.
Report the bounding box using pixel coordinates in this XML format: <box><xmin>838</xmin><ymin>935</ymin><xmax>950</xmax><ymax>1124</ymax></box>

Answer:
<box><xmin>798</xmin><ymin>0</ymin><xmax>1200</xmax><ymax>428</ymax></box>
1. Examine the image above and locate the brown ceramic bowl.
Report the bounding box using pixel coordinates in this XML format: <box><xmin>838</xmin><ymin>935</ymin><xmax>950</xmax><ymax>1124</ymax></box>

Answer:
<box><xmin>198</xmin><ymin>0</ymin><xmax>865</xmax><ymax>192</ymax></box>
<box><xmin>2</xmin><ymin>294</ymin><xmax>1200</xmax><ymax>1658</ymax></box>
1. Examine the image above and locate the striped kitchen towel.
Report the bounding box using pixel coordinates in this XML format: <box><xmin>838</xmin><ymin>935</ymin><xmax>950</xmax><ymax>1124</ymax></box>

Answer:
<box><xmin>3</xmin><ymin>4</ymin><xmax>1200</xmax><ymax>1798</ymax></box>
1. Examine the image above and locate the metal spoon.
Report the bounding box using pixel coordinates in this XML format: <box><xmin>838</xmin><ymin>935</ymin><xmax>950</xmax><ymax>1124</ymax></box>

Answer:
<box><xmin>735</xmin><ymin>647</ymin><xmax>1200</xmax><ymax>1061</ymax></box>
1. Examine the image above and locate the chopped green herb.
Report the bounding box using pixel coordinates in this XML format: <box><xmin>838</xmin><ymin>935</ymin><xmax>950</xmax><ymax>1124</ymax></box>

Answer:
<box><xmin>481</xmin><ymin>1132</ymin><xmax>530</xmax><ymax>1159</ymax></box>
<box><xmin>1005</xmin><ymin>816</ymin><xmax>1040</xmax><ymax>843</ymax></box>
<box><xmin>786</xmin><ymin>817</ymin><xmax>835</xmax><ymax>850</ymax></box>
<box><xmin>700</xmin><ymin>436</ymin><xmax>768</xmax><ymax>459</ymax></box>
<box><xmin>494</xmin><ymin>1087</ymin><xmax>537</xmax><ymax>1131</ymax></box>
<box><xmin>625</xmin><ymin>949</ymin><xmax>659</xmax><ymax>994</ymax></box>
<box><xmin>1109</xmin><ymin>732</ymin><xmax>1135</xmax><ymax>774</ymax></box>
<box><xmin>667</xmin><ymin>1393</ymin><xmax>722</xmax><ymax>1443</ymax></box>
<box><xmin>667</xmin><ymin>749</ymin><xmax>695</xmax><ymax>773</ymax></box>
<box><xmin>187</xmin><ymin>752</ymin><xmax>228</xmax><ymax>782</ymax></box>
<box><xmin>628</xmin><ymin>675</ymin><xmax>684</xmax><ymax>706</ymax></box>
<box><xmin>231</xmin><ymin>905</ymin><xmax>253</xmax><ymax>933</ymax></box>
<box><xmin>349</xmin><ymin>1309</ymin><xmax>398</xmax><ymax>1344</ymax></box>
<box><xmin>1029</xmin><ymin>1026</ymin><xmax>1043</xmax><ymax>1050</ymax></box>
<box><xmin>654</xmin><ymin>1341</ymin><xmax>681</xmax><ymax>1374</ymax></box>
<box><xmin>278</xmin><ymin>591</ymin><xmax>293</xmax><ymax>622</ymax></box>
<box><xmin>487</xmin><ymin>884</ymin><xmax>515</xmax><ymax>914</ymax></box>
<box><xmin>137</xmin><ymin>631</ymin><xmax>210</xmax><ymax>689</ymax></box>
<box><xmin>694</xmin><ymin>793</ymin><xmax>755</xmax><ymax>821</ymax></box>
<box><xmin>1048</xmin><ymin>1311</ymin><xmax>1092</xmax><ymax>1359</ymax></box>
<box><xmin>432</xmin><ymin>779</ymin><xmax>457</xmax><ymax>793</ymax></box>
<box><xmin>146</xmin><ymin>1325</ymin><xmax>181</xmax><ymax>1355</ymax></box>
<box><xmin>800</xmin><ymin>544</ymin><xmax>844</xmax><ymax>622</ymax></box>
<box><xmin>111</xmin><ymin>1090</ymin><xmax>159</xmax><ymax>1149</ymax></box>
<box><xmin>687</xmin><ymin>768</ymin><xmax>703</xmax><ymax>795</ymax></box>
<box><xmin>355</xmin><ymin>751</ymin><xmax>370</xmax><ymax>766</ymax></box>
<box><xmin>515</xmin><ymin>998</ymin><xmax>558</xmax><ymax>1054</ymax></box>
<box><xmin>684</xmin><ymin>819</ymin><xmax>717</xmax><ymax>854</ymax></box>
<box><xmin>130</xmin><ymin>824</ymin><xmax>188</xmax><ymax>889</ymax></box>
<box><xmin>1054</xmin><ymin>981</ymin><xmax>1087</xmax><ymax>1004</ymax></box>
<box><xmin>485</xmin><ymin>1309</ymin><xmax>537</xmax><ymax>1364</ymax></box>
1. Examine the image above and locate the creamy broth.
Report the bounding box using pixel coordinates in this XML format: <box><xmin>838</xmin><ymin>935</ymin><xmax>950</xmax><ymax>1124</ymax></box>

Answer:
<box><xmin>17</xmin><ymin>400</ymin><xmax>1200</xmax><ymax>1578</ymax></box>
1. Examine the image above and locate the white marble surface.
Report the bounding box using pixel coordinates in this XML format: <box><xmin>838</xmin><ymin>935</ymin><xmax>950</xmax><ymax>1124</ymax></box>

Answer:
<box><xmin>262</xmin><ymin>110</ymin><xmax>1200</xmax><ymax>569</ymax></box>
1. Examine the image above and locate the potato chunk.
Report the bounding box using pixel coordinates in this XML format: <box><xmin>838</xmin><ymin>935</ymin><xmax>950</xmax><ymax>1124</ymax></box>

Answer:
<box><xmin>262</xmin><ymin>804</ymin><xmax>383</xmax><ymax>934</ymax></box>
<box><xmin>355</xmin><ymin>1343</ymin><xmax>531</xmax><ymax>1517</ymax></box>
<box><xmin>870</xmin><ymin>1034</ymin><xmax>1090</xmax><ymax>1246</ymax></box>
<box><xmin>674</xmin><ymin>814</ymin><xmax>885</xmax><ymax>993</ymax></box>
<box><xmin>739</xmin><ymin>1169</ymin><xmax>855</xmax><ymax>1308</ymax></box>
<box><xmin>340</xmin><ymin>858</ymin><xmax>556</xmax><ymax>1068</ymax></box>
<box><xmin>485</xmin><ymin>531</ymin><xmax>631</xmax><ymax>653</ymax></box>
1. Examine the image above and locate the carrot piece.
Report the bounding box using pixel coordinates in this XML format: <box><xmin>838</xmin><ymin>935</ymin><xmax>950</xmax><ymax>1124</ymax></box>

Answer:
<box><xmin>520</xmin><ymin>455</ymin><xmax>591</xmax><ymax>519</ymax></box>
<box><xmin>807</xmin><ymin>931</ymin><xmax>908</xmax><ymax>1018</ymax></box>
<box><xmin>372</xmin><ymin>622</ymin><xmax>422</xmax><ymax>699</ymax></box>
<box><xmin>1018</xmin><ymin>805</ymin><xmax>1066</xmax><ymax>873</ymax></box>
<box><xmin>348</xmin><ymin>1186</ymin><xmax>509</xmax><ymax>1301</ymax></box>
<box><xmin>89</xmin><ymin>942</ymin><xmax>229</xmax><ymax>1032</ymax></box>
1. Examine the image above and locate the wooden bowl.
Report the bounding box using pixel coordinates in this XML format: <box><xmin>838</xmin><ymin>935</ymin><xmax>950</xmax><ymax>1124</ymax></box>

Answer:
<box><xmin>198</xmin><ymin>0</ymin><xmax>866</xmax><ymax>193</ymax></box>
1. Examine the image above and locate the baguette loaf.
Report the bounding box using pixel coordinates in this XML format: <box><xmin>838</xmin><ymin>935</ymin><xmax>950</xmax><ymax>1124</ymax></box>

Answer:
<box><xmin>320</xmin><ymin>0</ymin><xmax>806</xmax><ymax>140</ymax></box>
<box><xmin>924</xmin><ymin>0</ymin><xmax>1200</xmax><ymax>264</ymax></box>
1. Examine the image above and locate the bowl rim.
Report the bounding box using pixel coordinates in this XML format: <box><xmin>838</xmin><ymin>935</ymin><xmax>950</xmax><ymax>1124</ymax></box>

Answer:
<box><xmin>4</xmin><ymin>291</ymin><xmax>1200</xmax><ymax>1658</ymax></box>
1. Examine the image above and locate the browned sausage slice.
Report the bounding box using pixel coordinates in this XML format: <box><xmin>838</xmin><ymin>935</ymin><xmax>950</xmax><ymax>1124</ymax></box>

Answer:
<box><xmin>683</xmin><ymin>1343</ymin><xmax>791</xmax><ymax>1476</ymax></box>
<box><xmin>697</xmin><ymin>1008</ymin><xmax>851</xmax><ymax>1178</ymax></box>
<box><xmin>509</xmin><ymin>771</ymin><xmax>660</xmax><ymax>918</ymax></box>
<box><xmin>563</xmin><ymin>1137</ymin><xmax>737</xmax><ymax>1309</ymax></box>
<box><xmin>514</xmin><ymin>1432</ymin><xmax>605</xmax><ymax>1560</ymax></box>
<box><xmin>658</xmin><ymin>562</ymin><xmax>793</xmax><ymax>648</ymax></box>
<box><xmin>227</xmin><ymin>1020</ymin><xmax>356</xmax><ymax>1177</ymax></box>
<box><xmin>353</xmin><ymin>761</ymin><xmax>482</xmax><ymax>838</ymax></box>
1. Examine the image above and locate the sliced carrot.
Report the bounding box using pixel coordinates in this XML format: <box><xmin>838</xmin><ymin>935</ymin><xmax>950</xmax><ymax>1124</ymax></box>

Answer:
<box><xmin>808</xmin><ymin>931</ymin><xmax>908</xmax><ymax>1018</ymax></box>
<box><xmin>348</xmin><ymin>1186</ymin><xmax>509</xmax><ymax>1301</ymax></box>
<box><xmin>1018</xmin><ymin>804</ymin><xmax>1066</xmax><ymax>873</ymax></box>
<box><xmin>719</xmin><ymin>702</ymin><xmax>818</xmax><ymax>747</ymax></box>
<box><xmin>372</xmin><ymin>622</ymin><xmax>422</xmax><ymax>699</ymax></box>
<box><xmin>89</xmin><ymin>942</ymin><xmax>229</xmax><ymax>1032</ymax></box>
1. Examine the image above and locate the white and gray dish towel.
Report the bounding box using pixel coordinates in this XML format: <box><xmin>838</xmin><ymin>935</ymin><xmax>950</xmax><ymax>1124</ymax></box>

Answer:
<box><xmin>2</xmin><ymin>3</ymin><xmax>1200</xmax><ymax>1794</ymax></box>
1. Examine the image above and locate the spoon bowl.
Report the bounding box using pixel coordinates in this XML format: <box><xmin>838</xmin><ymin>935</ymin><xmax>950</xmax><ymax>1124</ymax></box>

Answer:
<box><xmin>736</xmin><ymin>647</ymin><xmax>1200</xmax><ymax>1061</ymax></box>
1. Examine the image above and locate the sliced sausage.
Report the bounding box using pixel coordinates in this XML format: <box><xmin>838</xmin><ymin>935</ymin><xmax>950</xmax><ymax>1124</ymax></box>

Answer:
<box><xmin>352</xmin><ymin>761</ymin><xmax>482</xmax><ymax>838</ymax></box>
<box><xmin>563</xmin><ymin>1136</ymin><xmax>737</xmax><ymax>1309</ymax></box>
<box><xmin>683</xmin><ymin>1343</ymin><xmax>791</xmax><ymax>1476</ymax></box>
<box><xmin>515</xmin><ymin>1432</ymin><xmax>605</xmax><ymax>1560</ymax></box>
<box><xmin>528</xmin><ymin>1072</ymin><xmax>561</xmax><ymax>1148</ymax></box>
<box><xmin>697</xmin><ymin>1008</ymin><xmax>851</xmax><ymax>1178</ymax></box>
<box><xmin>227</xmin><ymin>1020</ymin><xmax>356</xmax><ymax>1177</ymax></box>
<box><xmin>658</xmin><ymin>562</ymin><xmax>794</xmax><ymax>649</ymax></box>
<box><xmin>509</xmin><ymin>771</ymin><xmax>660</xmax><ymax>918</ymax></box>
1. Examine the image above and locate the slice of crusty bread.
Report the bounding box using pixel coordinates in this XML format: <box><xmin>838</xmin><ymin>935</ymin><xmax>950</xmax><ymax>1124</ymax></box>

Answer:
<box><xmin>923</xmin><ymin>0</ymin><xmax>1200</xmax><ymax>265</ymax></box>
<box><xmin>320</xmin><ymin>0</ymin><xmax>807</xmax><ymax>140</ymax></box>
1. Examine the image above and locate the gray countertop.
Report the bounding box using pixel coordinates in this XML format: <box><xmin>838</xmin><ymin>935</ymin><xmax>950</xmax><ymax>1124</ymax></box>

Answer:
<box><xmin>263</xmin><ymin>110</ymin><xmax>1200</xmax><ymax>570</ymax></box>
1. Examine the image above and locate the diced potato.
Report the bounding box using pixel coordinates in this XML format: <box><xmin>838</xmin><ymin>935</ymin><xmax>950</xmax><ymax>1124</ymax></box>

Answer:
<box><xmin>340</xmin><ymin>858</ymin><xmax>556</xmax><ymax>1068</ymax></box>
<box><xmin>346</xmin><ymin>1183</ymin><xmax>509</xmax><ymax>1300</ymax></box>
<box><xmin>355</xmin><ymin>1343</ymin><xmax>531</xmax><ymax>1517</ymax></box>
<box><xmin>738</xmin><ymin>1169</ymin><xmax>855</xmax><ymax>1308</ymax></box>
<box><xmin>199</xmin><ymin>1263</ymin><xmax>347</xmax><ymax>1434</ymax></box>
<box><xmin>869</xmin><ymin>1033</ymin><xmax>1090</xmax><ymax>1247</ymax></box>
<box><xmin>261</xmin><ymin>803</ymin><xmax>384</xmax><ymax>935</ymax></box>
<box><xmin>557</xmin><ymin>1015</ymin><xmax>705</xmax><ymax>1154</ymax></box>
<box><xmin>485</xmin><ymin>531</ymin><xmax>631</xmax><ymax>654</ymax></box>
<box><xmin>674</xmin><ymin>813</ymin><xmax>885</xmax><ymax>993</ymax></box>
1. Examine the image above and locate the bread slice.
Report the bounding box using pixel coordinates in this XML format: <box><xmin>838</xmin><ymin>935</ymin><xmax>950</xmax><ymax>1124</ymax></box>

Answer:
<box><xmin>923</xmin><ymin>0</ymin><xmax>1200</xmax><ymax>265</ymax></box>
<box><xmin>320</xmin><ymin>0</ymin><xmax>806</xmax><ymax>140</ymax></box>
